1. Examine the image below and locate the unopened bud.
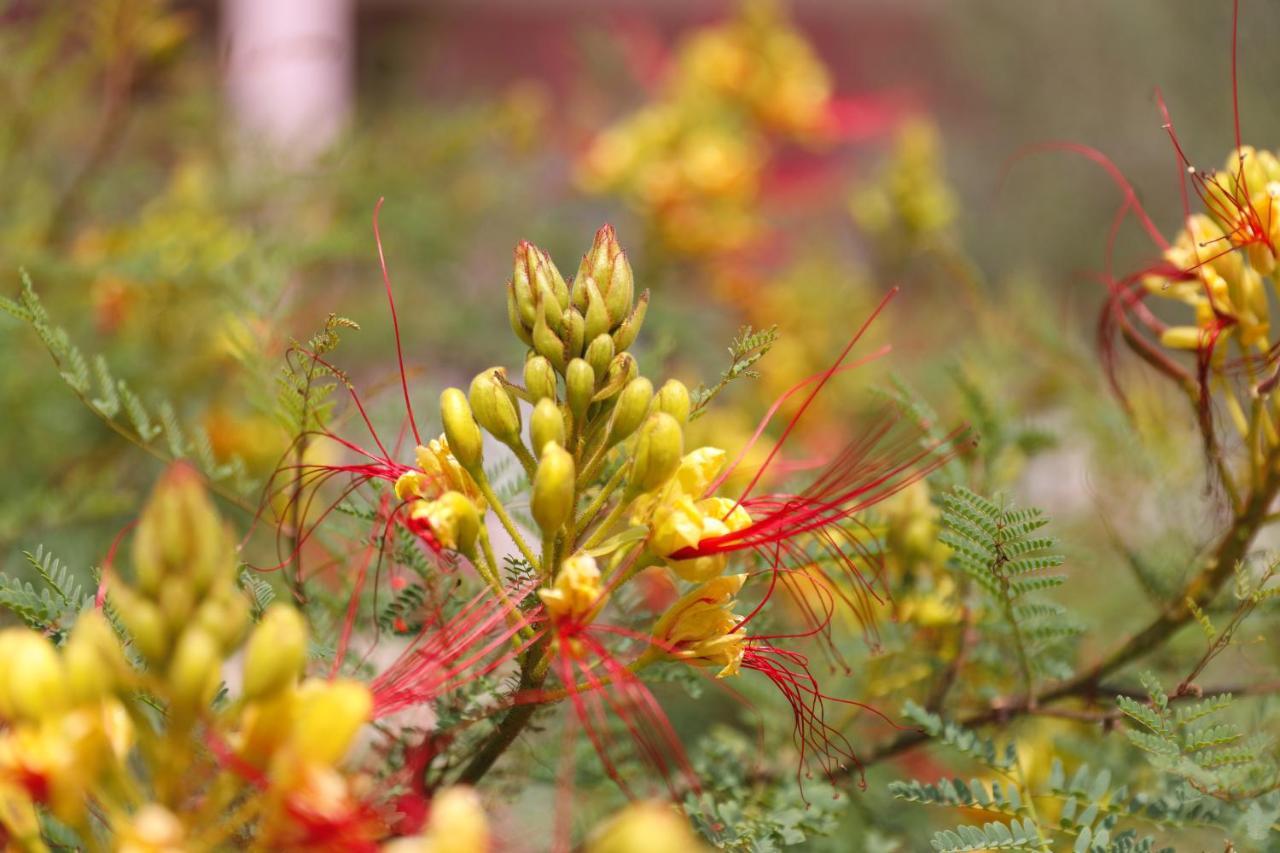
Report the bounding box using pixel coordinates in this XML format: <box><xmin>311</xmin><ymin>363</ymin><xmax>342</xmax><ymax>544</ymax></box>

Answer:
<box><xmin>630</xmin><ymin>413</ymin><xmax>683</xmax><ymax>493</ymax></box>
<box><xmin>132</xmin><ymin>463</ymin><xmax>233</xmax><ymax>595</ymax></box>
<box><xmin>64</xmin><ymin>611</ymin><xmax>127</xmax><ymax>704</ymax></box>
<box><xmin>655</xmin><ymin>379</ymin><xmax>691</xmax><ymax>423</ymax></box>
<box><xmin>523</xmin><ymin>355</ymin><xmax>558</xmax><ymax>402</ymax></box>
<box><xmin>611</xmin><ymin>289</ymin><xmax>649</xmax><ymax>353</ymax></box>
<box><xmin>575</xmin><ymin>225</ymin><xmax>635</xmax><ymax>328</ymax></box>
<box><xmin>566</xmin><ymin>359</ymin><xmax>595</xmax><ymax>422</ymax></box>
<box><xmin>531</xmin><ymin>442</ymin><xmax>575</xmax><ymax>535</ymax></box>
<box><xmin>243</xmin><ymin>604</ymin><xmax>307</xmax><ymax>701</ymax></box>
<box><xmin>532</xmin><ymin>301</ymin><xmax>567</xmax><ymax>371</ymax></box>
<box><xmin>411</xmin><ymin>491</ymin><xmax>481</xmax><ymax>556</ymax></box>
<box><xmin>195</xmin><ymin>586</ymin><xmax>251</xmax><ymax>653</ymax></box>
<box><xmin>583</xmin><ymin>278</ymin><xmax>611</xmax><ymax>342</ymax></box>
<box><xmin>0</xmin><ymin>630</ymin><xmax>67</xmax><ymax>720</ymax></box>
<box><xmin>158</xmin><ymin>581</ymin><xmax>196</xmax><ymax>633</ymax></box>
<box><xmin>114</xmin><ymin>588</ymin><xmax>169</xmax><ymax>666</ymax></box>
<box><xmin>167</xmin><ymin>626</ymin><xmax>222</xmax><ymax>715</ymax></box>
<box><xmin>608</xmin><ymin>377</ymin><xmax>653</xmax><ymax>446</ymax></box>
<box><xmin>470</xmin><ymin>369</ymin><xmax>522</xmax><ymax>445</ymax></box>
<box><xmin>584</xmin><ymin>334</ymin><xmax>615</xmax><ymax>378</ymax></box>
<box><xmin>506</xmin><ymin>282</ymin><xmax>533</xmax><ymax>346</ymax></box>
<box><xmin>440</xmin><ymin>388</ymin><xmax>484</xmax><ymax>471</ymax></box>
<box><xmin>292</xmin><ymin>679</ymin><xmax>373</xmax><ymax>765</ymax></box>
<box><xmin>564</xmin><ymin>307</ymin><xmax>586</xmax><ymax>359</ymax></box>
<box><xmin>531</xmin><ymin>399</ymin><xmax>566</xmax><ymax>458</ymax></box>
<box><xmin>593</xmin><ymin>352</ymin><xmax>638</xmax><ymax>402</ymax></box>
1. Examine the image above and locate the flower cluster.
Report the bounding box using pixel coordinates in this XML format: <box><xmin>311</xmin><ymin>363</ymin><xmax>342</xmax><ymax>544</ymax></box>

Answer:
<box><xmin>309</xmin><ymin>222</ymin><xmax>960</xmax><ymax>801</ymax></box>
<box><xmin>577</xmin><ymin>0</ymin><xmax>839</xmax><ymax>256</ymax></box>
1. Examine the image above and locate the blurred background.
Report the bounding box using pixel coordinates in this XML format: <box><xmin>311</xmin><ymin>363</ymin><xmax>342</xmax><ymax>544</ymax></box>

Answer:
<box><xmin>3</xmin><ymin>0</ymin><xmax>1278</xmax><ymax>847</ymax></box>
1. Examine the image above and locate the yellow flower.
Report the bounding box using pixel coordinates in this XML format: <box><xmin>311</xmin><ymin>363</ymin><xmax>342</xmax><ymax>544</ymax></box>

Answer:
<box><xmin>538</xmin><ymin>554</ymin><xmax>606</xmax><ymax>622</ymax></box>
<box><xmin>408</xmin><ymin>491</ymin><xmax>481</xmax><ymax>556</ymax></box>
<box><xmin>649</xmin><ymin>496</ymin><xmax>752</xmax><ymax>583</ymax></box>
<box><xmin>394</xmin><ymin>437</ymin><xmax>486</xmax><ymax>510</ymax></box>
<box><xmin>646</xmin><ymin>575</ymin><xmax>747</xmax><ymax>678</ymax></box>
<box><xmin>1146</xmin><ymin>209</ymin><xmax>1270</xmax><ymax>353</ymax></box>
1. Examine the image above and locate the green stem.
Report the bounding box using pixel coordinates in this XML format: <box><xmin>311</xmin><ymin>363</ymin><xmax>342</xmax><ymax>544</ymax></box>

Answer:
<box><xmin>573</xmin><ymin>463</ymin><xmax>630</xmax><ymax>542</ymax></box>
<box><xmin>474</xmin><ymin>475</ymin><xmax>540</xmax><ymax>572</ymax></box>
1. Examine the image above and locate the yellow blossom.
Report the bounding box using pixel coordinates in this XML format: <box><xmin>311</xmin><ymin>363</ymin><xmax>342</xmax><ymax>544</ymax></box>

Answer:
<box><xmin>645</xmin><ymin>574</ymin><xmax>747</xmax><ymax>677</ymax></box>
<box><xmin>539</xmin><ymin>554</ymin><xmax>606</xmax><ymax>622</ymax></box>
<box><xmin>394</xmin><ymin>437</ymin><xmax>486</xmax><ymax>510</ymax></box>
<box><xmin>649</xmin><ymin>496</ymin><xmax>752</xmax><ymax>582</ymax></box>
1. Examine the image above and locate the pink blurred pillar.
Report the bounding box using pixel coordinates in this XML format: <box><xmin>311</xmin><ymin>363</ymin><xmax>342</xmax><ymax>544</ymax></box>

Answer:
<box><xmin>221</xmin><ymin>0</ymin><xmax>354</xmax><ymax>167</ymax></box>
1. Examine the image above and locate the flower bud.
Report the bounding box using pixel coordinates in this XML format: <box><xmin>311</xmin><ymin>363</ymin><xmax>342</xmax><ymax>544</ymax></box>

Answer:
<box><xmin>531</xmin><ymin>442</ymin><xmax>575</xmax><ymax>535</ymax></box>
<box><xmin>132</xmin><ymin>463</ymin><xmax>233</xmax><ymax>596</ymax></box>
<box><xmin>64</xmin><ymin>611</ymin><xmax>127</xmax><ymax>704</ymax></box>
<box><xmin>608</xmin><ymin>377</ymin><xmax>653</xmax><ymax>446</ymax></box>
<box><xmin>0</xmin><ymin>629</ymin><xmax>68</xmax><ymax>720</ymax></box>
<box><xmin>566</xmin><ymin>358</ymin><xmax>595</xmax><ymax>423</ymax></box>
<box><xmin>158</xmin><ymin>580</ymin><xmax>196</xmax><ymax>633</ymax></box>
<box><xmin>292</xmin><ymin>679</ymin><xmax>373</xmax><ymax>765</ymax></box>
<box><xmin>564</xmin><ymin>306</ymin><xmax>586</xmax><ymax>358</ymax></box>
<box><xmin>532</xmin><ymin>301</ymin><xmax>567</xmax><ymax>371</ymax></box>
<box><xmin>469</xmin><ymin>368</ymin><xmax>522</xmax><ymax>445</ymax></box>
<box><xmin>611</xmin><ymin>289</ymin><xmax>649</xmax><ymax>353</ymax></box>
<box><xmin>506</xmin><ymin>281</ymin><xmax>533</xmax><ymax>346</ymax></box>
<box><xmin>167</xmin><ymin>626</ymin><xmax>222</xmax><ymax>715</ymax></box>
<box><xmin>411</xmin><ymin>491</ymin><xmax>481</xmax><ymax>556</ymax></box>
<box><xmin>593</xmin><ymin>352</ymin><xmax>638</xmax><ymax>402</ymax></box>
<box><xmin>242</xmin><ymin>604</ymin><xmax>307</xmax><ymax>701</ymax></box>
<box><xmin>655</xmin><ymin>379</ymin><xmax>691</xmax><ymax>423</ymax></box>
<box><xmin>114</xmin><ymin>588</ymin><xmax>169</xmax><ymax>666</ymax></box>
<box><xmin>531</xmin><ymin>398</ymin><xmax>566</xmax><ymax>458</ymax></box>
<box><xmin>510</xmin><ymin>244</ymin><xmax>539</xmax><ymax>328</ymax></box>
<box><xmin>440</xmin><ymin>388</ymin><xmax>484</xmax><ymax>471</ymax></box>
<box><xmin>523</xmin><ymin>354</ymin><xmax>558</xmax><ymax>402</ymax></box>
<box><xmin>583</xmin><ymin>277</ymin><xmax>611</xmax><ymax>342</ymax></box>
<box><xmin>195</xmin><ymin>585</ymin><xmax>251</xmax><ymax>653</ymax></box>
<box><xmin>630</xmin><ymin>413</ymin><xmax>683</xmax><ymax>493</ymax></box>
<box><xmin>584</xmin><ymin>333</ymin><xmax>615</xmax><ymax>378</ymax></box>
<box><xmin>574</xmin><ymin>225</ymin><xmax>635</xmax><ymax>328</ymax></box>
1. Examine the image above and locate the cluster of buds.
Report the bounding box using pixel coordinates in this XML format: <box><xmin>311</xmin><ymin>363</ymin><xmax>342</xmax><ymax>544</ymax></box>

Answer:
<box><xmin>0</xmin><ymin>465</ymin><xmax>388</xmax><ymax>850</ymax></box>
<box><xmin>576</xmin><ymin>1</ymin><xmax>836</xmax><ymax>256</ymax></box>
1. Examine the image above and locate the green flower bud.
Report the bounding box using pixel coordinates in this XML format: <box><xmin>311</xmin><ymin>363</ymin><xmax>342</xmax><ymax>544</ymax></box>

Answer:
<box><xmin>533</xmin><ymin>301</ymin><xmax>567</xmax><ymax>371</ymax></box>
<box><xmin>608</xmin><ymin>377</ymin><xmax>653</xmax><ymax>446</ymax></box>
<box><xmin>611</xmin><ymin>289</ymin><xmax>649</xmax><ymax>353</ymax></box>
<box><xmin>65</xmin><ymin>611</ymin><xmax>127</xmax><ymax>704</ymax></box>
<box><xmin>532</xmin><ymin>442</ymin><xmax>576</xmax><ymax>535</ymax></box>
<box><xmin>115</xmin><ymin>587</ymin><xmax>170</xmax><ymax>666</ymax></box>
<box><xmin>470</xmin><ymin>368</ymin><xmax>522</xmax><ymax>445</ymax></box>
<box><xmin>584</xmin><ymin>278</ymin><xmax>611</xmax><ymax>342</ymax></box>
<box><xmin>593</xmin><ymin>352</ymin><xmax>638</xmax><ymax>402</ymax></box>
<box><xmin>158</xmin><ymin>580</ymin><xmax>196</xmax><ymax>633</ymax></box>
<box><xmin>507</xmin><ymin>282</ymin><xmax>533</xmax><ymax>346</ymax></box>
<box><xmin>523</xmin><ymin>354</ymin><xmax>558</xmax><ymax>402</ymax></box>
<box><xmin>564</xmin><ymin>307</ymin><xmax>586</xmax><ymax>359</ymax></box>
<box><xmin>655</xmin><ymin>379</ymin><xmax>692</xmax><ymax>423</ymax></box>
<box><xmin>531</xmin><ymin>398</ymin><xmax>567</xmax><ymax>457</ymax></box>
<box><xmin>132</xmin><ymin>464</ymin><xmax>234</xmax><ymax>596</ymax></box>
<box><xmin>630</xmin><ymin>413</ymin><xmax>683</xmax><ymax>493</ymax></box>
<box><xmin>440</xmin><ymin>388</ymin><xmax>484</xmax><ymax>471</ymax></box>
<box><xmin>167</xmin><ymin>627</ymin><xmax>222</xmax><ymax>715</ymax></box>
<box><xmin>1</xmin><ymin>630</ymin><xmax>68</xmax><ymax>721</ymax></box>
<box><xmin>566</xmin><ymin>358</ymin><xmax>595</xmax><ymax>423</ymax></box>
<box><xmin>195</xmin><ymin>586</ymin><xmax>251</xmax><ymax>653</ymax></box>
<box><xmin>511</xmin><ymin>243</ymin><xmax>539</xmax><ymax>328</ymax></box>
<box><xmin>242</xmin><ymin>604</ymin><xmax>307</xmax><ymax>701</ymax></box>
<box><xmin>574</xmin><ymin>225</ymin><xmax>635</xmax><ymax>327</ymax></box>
<box><xmin>584</xmin><ymin>334</ymin><xmax>615</xmax><ymax>379</ymax></box>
